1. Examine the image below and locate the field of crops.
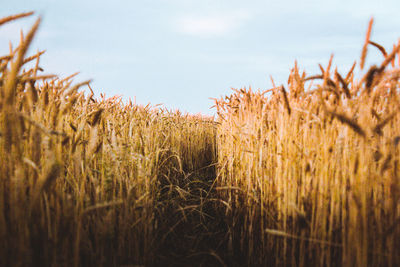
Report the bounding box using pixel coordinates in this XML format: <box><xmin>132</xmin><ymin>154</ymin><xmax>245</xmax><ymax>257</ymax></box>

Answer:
<box><xmin>1</xmin><ymin>12</ymin><xmax>400</xmax><ymax>267</ymax></box>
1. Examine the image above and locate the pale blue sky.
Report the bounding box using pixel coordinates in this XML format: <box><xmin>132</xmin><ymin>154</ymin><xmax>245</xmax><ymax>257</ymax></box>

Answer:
<box><xmin>1</xmin><ymin>0</ymin><xmax>400</xmax><ymax>114</ymax></box>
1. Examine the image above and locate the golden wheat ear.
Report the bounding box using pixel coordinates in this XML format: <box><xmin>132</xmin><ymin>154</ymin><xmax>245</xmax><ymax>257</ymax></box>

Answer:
<box><xmin>0</xmin><ymin>11</ymin><xmax>34</xmax><ymax>26</ymax></box>
<box><xmin>4</xmin><ymin>17</ymin><xmax>41</xmax><ymax>106</ymax></box>
<box><xmin>360</xmin><ymin>17</ymin><xmax>374</xmax><ymax>70</ymax></box>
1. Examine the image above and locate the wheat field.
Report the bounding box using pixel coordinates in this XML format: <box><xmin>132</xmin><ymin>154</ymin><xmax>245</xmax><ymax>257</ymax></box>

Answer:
<box><xmin>1</xmin><ymin>12</ymin><xmax>400</xmax><ymax>267</ymax></box>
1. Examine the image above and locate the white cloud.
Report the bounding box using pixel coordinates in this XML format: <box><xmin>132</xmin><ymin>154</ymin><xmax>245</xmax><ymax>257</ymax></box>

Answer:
<box><xmin>175</xmin><ymin>12</ymin><xmax>250</xmax><ymax>38</ymax></box>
